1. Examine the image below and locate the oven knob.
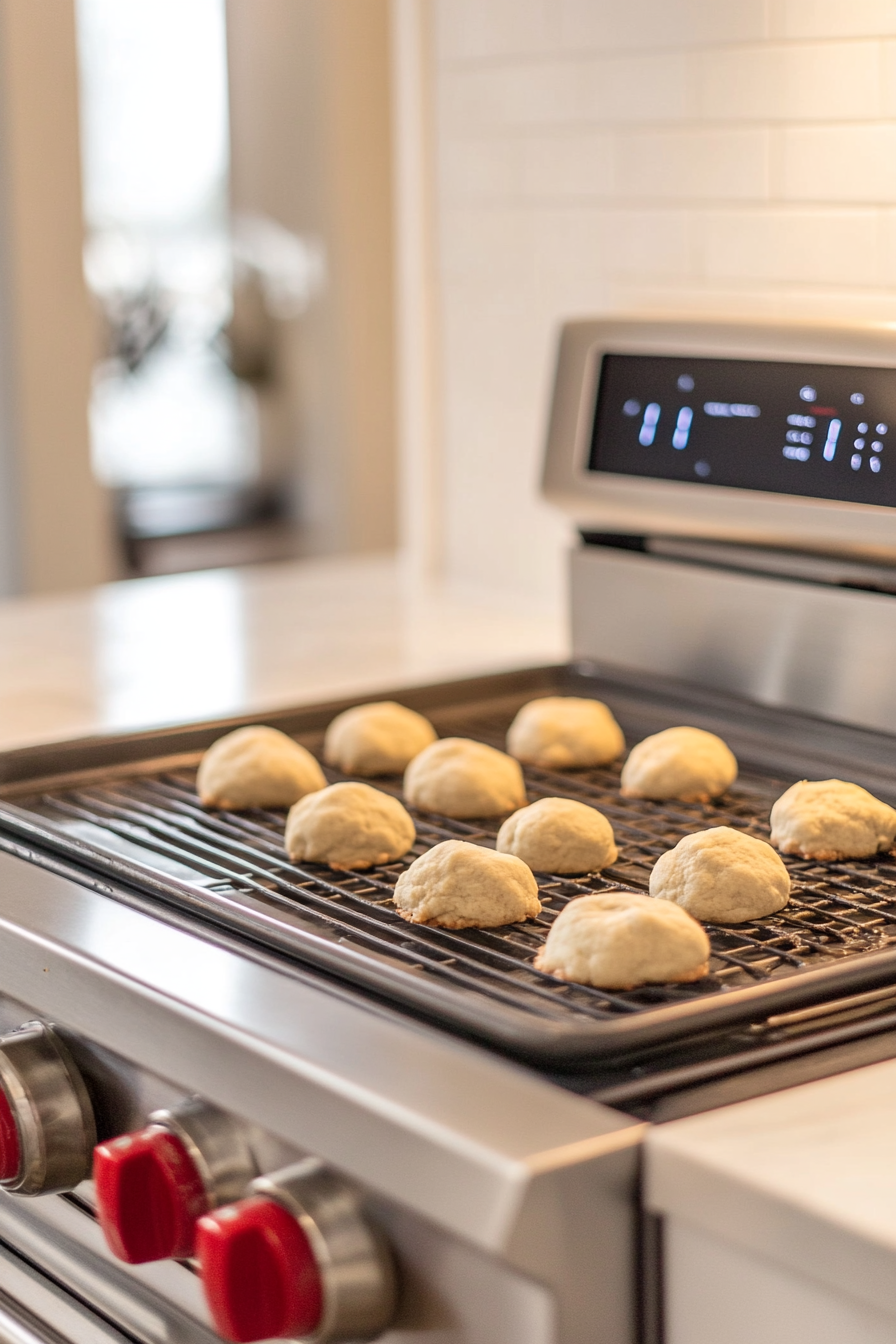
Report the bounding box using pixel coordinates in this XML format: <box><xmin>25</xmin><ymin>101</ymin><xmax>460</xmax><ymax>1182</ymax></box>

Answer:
<box><xmin>0</xmin><ymin>1020</ymin><xmax>96</xmax><ymax>1195</ymax></box>
<box><xmin>94</xmin><ymin>1099</ymin><xmax>257</xmax><ymax>1263</ymax></box>
<box><xmin>196</xmin><ymin>1158</ymin><xmax>396</xmax><ymax>1343</ymax></box>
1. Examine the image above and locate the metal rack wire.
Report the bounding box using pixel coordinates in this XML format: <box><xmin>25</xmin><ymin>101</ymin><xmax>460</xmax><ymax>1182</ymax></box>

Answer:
<box><xmin>14</xmin><ymin>702</ymin><xmax>896</xmax><ymax>1041</ymax></box>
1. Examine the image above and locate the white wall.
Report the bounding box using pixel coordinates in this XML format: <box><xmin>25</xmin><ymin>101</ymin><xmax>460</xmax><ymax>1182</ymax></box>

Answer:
<box><xmin>227</xmin><ymin>0</ymin><xmax>397</xmax><ymax>559</ymax></box>
<box><xmin>427</xmin><ymin>0</ymin><xmax>896</xmax><ymax>614</ymax></box>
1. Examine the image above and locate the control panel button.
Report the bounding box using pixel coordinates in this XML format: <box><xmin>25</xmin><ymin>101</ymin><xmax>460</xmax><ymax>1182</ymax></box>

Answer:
<box><xmin>94</xmin><ymin>1126</ymin><xmax>209</xmax><ymax>1262</ymax></box>
<box><xmin>197</xmin><ymin>1195</ymin><xmax>323</xmax><ymax>1342</ymax></box>
<box><xmin>94</xmin><ymin>1099</ymin><xmax>257</xmax><ymax>1263</ymax></box>
<box><xmin>197</xmin><ymin>1158</ymin><xmax>396</xmax><ymax>1343</ymax></box>
<box><xmin>0</xmin><ymin>1020</ymin><xmax>95</xmax><ymax>1195</ymax></box>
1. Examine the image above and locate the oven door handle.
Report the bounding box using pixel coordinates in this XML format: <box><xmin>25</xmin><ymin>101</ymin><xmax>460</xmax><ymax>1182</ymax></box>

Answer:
<box><xmin>0</xmin><ymin>1286</ymin><xmax>129</xmax><ymax>1344</ymax></box>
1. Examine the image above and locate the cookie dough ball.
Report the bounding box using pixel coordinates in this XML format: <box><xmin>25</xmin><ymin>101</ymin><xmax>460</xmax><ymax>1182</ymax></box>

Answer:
<box><xmin>324</xmin><ymin>702</ymin><xmax>437</xmax><ymax>776</ymax></box>
<box><xmin>285</xmin><ymin>782</ymin><xmax>415</xmax><ymax>870</ymax></box>
<box><xmin>506</xmin><ymin>697</ymin><xmax>624</xmax><ymax>769</ymax></box>
<box><xmin>496</xmin><ymin>798</ymin><xmax>618</xmax><ymax>874</ymax></box>
<box><xmin>393</xmin><ymin>839</ymin><xmax>541</xmax><ymax>928</ymax></box>
<box><xmin>621</xmin><ymin>726</ymin><xmax>737</xmax><ymax>803</ymax></box>
<box><xmin>650</xmin><ymin>826</ymin><xmax>790</xmax><ymax>924</ymax></box>
<box><xmin>534</xmin><ymin>892</ymin><xmax>709</xmax><ymax>990</ymax></box>
<box><xmin>770</xmin><ymin>779</ymin><xmax>896</xmax><ymax>861</ymax></box>
<box><xmin>197</xmin><ymin>726</ymin><xmax>326</xmax><ymax>810</ymax></box>
<box><xmin>403</xmin><ymin>738</ymin><xmax>527</xmax><ymax>819</ymax></box>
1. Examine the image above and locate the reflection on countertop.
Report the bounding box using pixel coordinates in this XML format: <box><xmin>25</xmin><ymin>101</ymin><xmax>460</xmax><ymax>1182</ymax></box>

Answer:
<box><xmin>0</xmin><ymin>554</ymin><xmax>567</xmax><ymax>751</ymax></box>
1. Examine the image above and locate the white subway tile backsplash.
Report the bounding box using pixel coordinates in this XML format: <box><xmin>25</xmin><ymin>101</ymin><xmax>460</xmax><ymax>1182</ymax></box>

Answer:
<box><xmin>608</xmin><ymin>278</ymin><xmax>896</xmax><ymax>321</ymax></box>
<box><xmin>434</xmin><ymin>0</ymin><xmax>554</xmax><ymax>64</ymax></box>
<box><xmin>429</xmin><ymin>0</ymin><xmax>896</xmax><ymax>602</ymax></box>
<box><xmin>437</xmin><ymin>64</ymin><xmax>581</xmax><ymax>133</ymax></box>
<box><xmin>578</xmin><ymin>52</ymin><xmax>694</xmax><ymax>122</ymax></box>
<box><xmin>615</xmin><ymin>128</ymin><xmax>770</xmax><ymax>199</ymax></box>
<box><xmin>771</xmin><ymin>0</ymin><xmax>896</xmax><ymax>40</ymax></box>
<box><xmin>438</xmin><ymin>205</ymin><xmax>608</xmax><ymax>301</ymax></box>
<box><xmin>558</xmin><ymin>0</ymin><xmax>768</xmax><ymax>54</ymax></box>
<box><xmin>438</xmin><ymin>53</ymin><xmax>692</xmax><ymax>134</ymax></box>
<box><xmin>520</xmin><ymin>132</ymin><xmax>615</xmax><ymax>199</ymax></box>
<box><xmin>439</xmin><ymin>136</ymin><xmax>523</xmax><ymax>202</ymax></box>
<box><xmin>874</xmin><ymin>208</ymin><xmax>896</xmax><ymax>281</ymax></box>
<box><xmin>781</xmin><ymin>124</ymin><xmax>896</xmax><ymax>200</ymax></box>
<box><xmin>880</xmin><ymin>42</ymin><xmax>896</xmax><ymax>116</ymax></box>
<box><xmin>697</xmin><ymin>42</ymin><xmax>882</xmax><ymax>121</ymax></box>
<box><xmin>700</xmin><ymin>208</ymin><xmax>882</xmax><ymax>283</ymax></box>
<box><xmin>602</xmin><ymin>209</ymin><xmax>695</xmax><ymax>275</ymax></box>
<box><xmin>440</xmin><ymin>294</ymin><xmax>576</xmax><ymax>604</ymax></box>
<box><xmin>438</xmin><ymin>206</ymin><xmax>534</xmax><ymax>284</ymax></box>
<box><xmin>526</xmin><ymin>208</ymin><xmax>619</xmax><ymax>308</ymax></box>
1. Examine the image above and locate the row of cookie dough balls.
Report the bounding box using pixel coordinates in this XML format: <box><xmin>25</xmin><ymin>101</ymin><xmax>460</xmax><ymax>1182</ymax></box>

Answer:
<box><xmin>537</xmin><ymin>770</ymin><xmax>896</xmax><ymax>991</ymax></box>
<box><xmin>193</xmin><ymin>696</ymin><xmax>710</xmax><ymax>878</ymax></box>
<box><xmin>195</xmin><ymin>694</ymin><xmax>742</xmax><ymax>829</ymax></box>
<box><xmin>196</xmin><ymin>692</ymin><xmax>896</xmax><ymax>868</ymax></box>
<box><xmin>193</xmin><ymin>703</ymin><xmax>621</xmax><ymax>874</ymax></box>
<box><xmin>194</xmin><ymin>699</ymin><xmax>896</xmax><ymax>990</ymax></box>
<box><xmin>539</xmin><ymin>770</ymin><xmax>896</xmax><ymax>990</ymax></box>
<box><xmin>520</xmin><ymin>779</ymin><xmax>896</xmax><ymax>993</ymax></box>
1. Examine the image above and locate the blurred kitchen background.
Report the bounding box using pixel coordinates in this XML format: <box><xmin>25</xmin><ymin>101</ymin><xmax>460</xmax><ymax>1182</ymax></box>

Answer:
<box><xmin>0</xmin><ymin>0</ymin><xmax>893</xmax><ymax>618</ymax></box>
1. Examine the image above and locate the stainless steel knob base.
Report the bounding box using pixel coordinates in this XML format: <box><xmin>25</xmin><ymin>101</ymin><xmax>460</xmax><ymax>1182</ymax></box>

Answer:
<box><xmin>0</xmin><ymin>1021</ymin><xmax>96</xmax><ymax>1195</ymax></box>
<box><xmin>149</xmin><ymin>1098</ymin><xmax>258</xmax><ymax>1206</ymax></box>
<box><xmin>253</xmin><ymin>1159</ymin><xmax>397</xmax><ymax>1343</ymax></box>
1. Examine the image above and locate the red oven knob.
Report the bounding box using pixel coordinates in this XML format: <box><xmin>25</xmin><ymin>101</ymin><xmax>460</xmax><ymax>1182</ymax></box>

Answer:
<box><xmin>94</xmin><ymin>1099</ymin><xmax>257</xmax><ymax>1263</ymax></box>
<box><xmin>0</xmin><ymin>1088</ymin><xmax>20</xmax><ymax>1182</ymax></box>
<box><xmin>0</xmin><ymin>1020</ymin><xmax>96</xmax><ymax>1195</ymax></box>
<box><xmin>196</xmin><ymin>1158</ymin><xmax>396</xmax><ymax>1343</ymax></box>
<box><xmin>94</xmin><ymin>1126</ymin><xmax>208</xmax><ymax>1262</ymax></box>
<box><xmin>198</xmin><ymin>1196</ymin><xmax>323</xmax><ymax>1342</ymax></box>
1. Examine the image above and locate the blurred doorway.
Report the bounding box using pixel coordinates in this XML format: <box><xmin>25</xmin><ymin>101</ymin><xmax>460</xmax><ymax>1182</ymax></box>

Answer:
<box><xmin>75</xmin><ymin>0</ymin><xmax>394</xmax><ymax>579</ymax></box>
<box><xmin>76</xmin><ymin>0</ymin><xmax>270</xmax><ymax>575</ymax></box>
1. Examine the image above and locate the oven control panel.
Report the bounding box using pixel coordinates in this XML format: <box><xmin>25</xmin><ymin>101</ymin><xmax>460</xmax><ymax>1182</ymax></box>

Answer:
<box><xmin>590</xmin><ymin>352</ymin><xmax>896</xmax><ymax>505</ymax></box>
<box><xmin>542</xmin><ymin>316</ymin><xmax>896</xmax><ymax>556</ymax></box>
<box><xmin>0</xmin><ymin>1017</ymin><xmax>398</xmax><ymax>1344</ymax></box>
<box><xmin>94</xmin><ymin>1102</ymin><xmax>395</xmax><ymax>1342</ymax></box>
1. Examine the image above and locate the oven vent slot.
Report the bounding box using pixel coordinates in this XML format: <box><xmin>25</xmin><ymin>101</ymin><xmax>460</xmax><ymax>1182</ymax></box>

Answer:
<box><xmin>580</xmin><ymin>532</ymin><xmax>896</xmax><ymax>595</ymax></box>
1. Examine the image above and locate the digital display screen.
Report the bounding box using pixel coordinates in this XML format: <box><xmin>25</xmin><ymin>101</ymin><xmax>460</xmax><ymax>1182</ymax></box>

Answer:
<box><xmin>589</xmin><ymin>353</ymin><xmax>896</xmax><ymax>507</ymax></box>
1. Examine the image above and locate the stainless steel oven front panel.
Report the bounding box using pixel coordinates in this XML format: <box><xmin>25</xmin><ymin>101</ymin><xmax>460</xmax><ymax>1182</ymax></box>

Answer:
<box><xmin>543</xmin><ymin>317</ymin><xmax>896</xmax><ymax>559</ymax></box>
<box><xmin>0</xmin><ymin>1184</ymin><xmax>566</xmax><ymax>1344</ymax></box>
<box><xmin>0</xmin><ymin>1236</ymin><xmax>141</xmax><ymax>1344</ymax></box>
<box><xmin>571</xmin><ymin>544</ymin><xmax>896</xmax><ymax>735</ymax></box>
<box><xmin>0</xmin><ymin>847</ymin><xmax>642</xmax><ymax>1344</ymax></box>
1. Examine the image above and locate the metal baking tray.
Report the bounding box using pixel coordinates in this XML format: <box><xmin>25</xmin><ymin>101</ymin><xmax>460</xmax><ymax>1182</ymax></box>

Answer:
<box><xmin>3</xmin><ymin>663</ymin><xmax>896</xmax><ymax>1067</ymax></box>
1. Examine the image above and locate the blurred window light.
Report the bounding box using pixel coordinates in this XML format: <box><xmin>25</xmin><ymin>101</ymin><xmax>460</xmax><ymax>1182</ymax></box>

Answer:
<box><xmin>232</xmin><ymin>215</ymin><xmax>326</xmax><ymax>321</ymax></box>
<box><xmin>90</xmin><ymin>347</ymin><xmax>257</xmax><ymax>489</ymax></box>
<box><xmin>75</xmin><ymin>0</ymin><xmax>259</xmax><ymax>499</ymax></box>
<box><xmin>76</xmin><ymin>0</ymin><xmax>229</xmax><ymax>233</ymax></box>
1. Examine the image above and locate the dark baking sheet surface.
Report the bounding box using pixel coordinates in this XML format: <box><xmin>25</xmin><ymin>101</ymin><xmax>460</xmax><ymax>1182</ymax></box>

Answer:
<box><xmin>3</xmin><ymin>662</ymin><xmax>896</xmax><ymax>1066</ymax></box>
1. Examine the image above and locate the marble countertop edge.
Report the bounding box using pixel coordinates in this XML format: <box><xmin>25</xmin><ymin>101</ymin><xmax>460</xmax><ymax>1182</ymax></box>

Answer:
<box><xmin>645</xmin><ymin>1131</ymin><xmax>896</xmax><ymax>1323</ymax></box>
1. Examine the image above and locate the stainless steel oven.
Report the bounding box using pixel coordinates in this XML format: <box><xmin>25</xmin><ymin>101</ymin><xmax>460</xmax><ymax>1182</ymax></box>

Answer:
<box><xmin>2</xmin><ymin>317</ymin><xmax>896</xmax><ymax>1344</ymax></box>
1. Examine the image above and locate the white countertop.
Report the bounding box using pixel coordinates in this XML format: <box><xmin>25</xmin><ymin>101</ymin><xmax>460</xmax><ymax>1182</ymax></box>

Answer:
<box><xmin>0</xmin><ymin>553</ymin><xmax>568</xmax><ymax>752</ymax></box>
<box><xmin>646</xmin><ymin>1057</ymin><xmax>896</xmax><ymax>1321</ymax></box>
